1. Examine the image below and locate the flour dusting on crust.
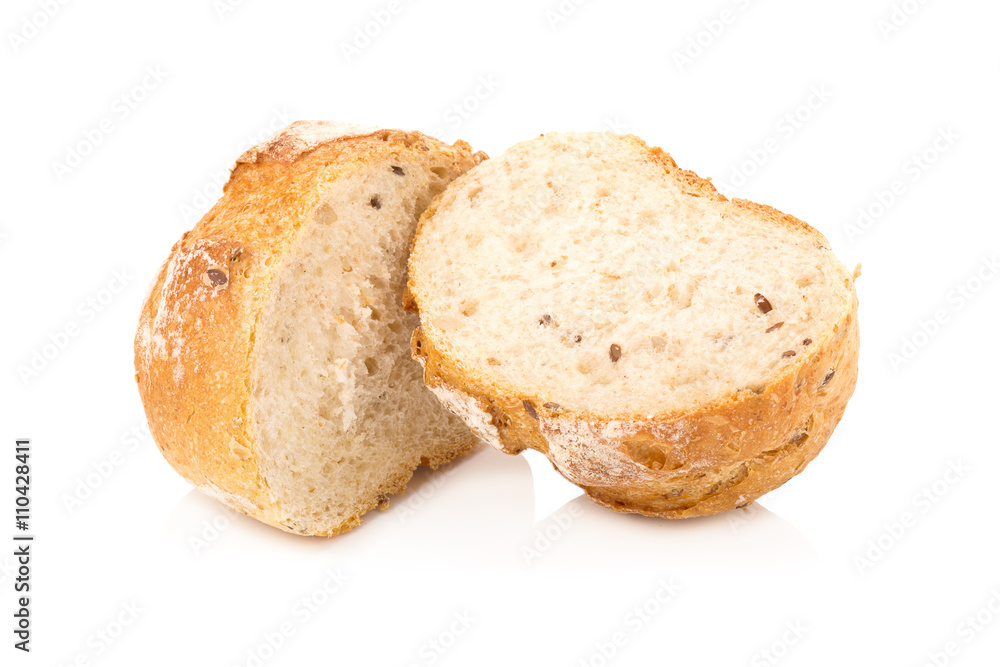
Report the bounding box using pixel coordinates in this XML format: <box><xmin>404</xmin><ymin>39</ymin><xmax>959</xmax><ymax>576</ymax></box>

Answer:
<box><xmin>137</xmin><ymin>239</ymin><xmax>230</xmax><ymax>388</ymax></box>
<box><xmin>539</xmin><ymin>418</ymin><xmax>646</xmax><ymax>486</ymax></box>
<box><xmin>237</xmin><ymin>121</ymin><xmax>380</xmax><ymax>165</ymax></box>
<box><xmin>425</xmin><ymin>383</ymin><xmax>502</xmax><ymax>450</ymax></box>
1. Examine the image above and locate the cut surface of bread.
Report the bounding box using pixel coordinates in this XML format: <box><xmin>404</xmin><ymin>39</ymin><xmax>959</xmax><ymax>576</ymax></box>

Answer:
<box><xmin>408</xmin><ymin>131</ymin><xmax>859</xmax><ymax>518</ymax></box>
<box><xmin>135</xmin><ymin>122</ymin><xmax>485</xmax><ymax>536</ymax></box>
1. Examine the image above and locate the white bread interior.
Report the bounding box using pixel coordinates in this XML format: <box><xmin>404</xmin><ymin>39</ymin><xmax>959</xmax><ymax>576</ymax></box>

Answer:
<box><xmin>254</xmin><ymin>159</ymin><xmax>476</xmax><ymax>532</ymax></box>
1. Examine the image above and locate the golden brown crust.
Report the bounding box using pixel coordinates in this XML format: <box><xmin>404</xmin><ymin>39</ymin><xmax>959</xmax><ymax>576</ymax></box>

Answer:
<box><xmin>409</xmin><ymin>133</ymin><xmax>860</xmax><ymax>519</ymax></box>
<box><xmin>640</xmin><ymin>142</ymin><xmax>728</xmax><ymax>203</ymax></box>
<box><xmin>579</xmin><ymin>303</ymin><xmax>858</xmax><ymax>517</ymax></box>
<box><xmin>413</xmin><ymin>300</ymin><xmax>857</xmax><ymax>518</ymax></box>
<box><xmin>135</xmin><ymin>123</ymin><xmax>482</xmax><ymax>535</ymax></box>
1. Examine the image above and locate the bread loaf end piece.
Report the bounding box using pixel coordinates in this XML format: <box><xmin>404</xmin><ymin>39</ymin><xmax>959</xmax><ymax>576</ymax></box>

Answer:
<box><xmin>136</xmin><ymin>123</ymin><xmax>486</xmax><ymax>535</ymax></box>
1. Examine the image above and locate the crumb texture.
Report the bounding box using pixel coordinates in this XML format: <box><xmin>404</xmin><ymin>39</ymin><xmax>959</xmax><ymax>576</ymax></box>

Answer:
<box><xmin>253</xmin><ymin>156</ymin><xmax>475</xmax><ymax>532</ymax></box>
<box><xmin>412</xmin><ymin>132</ymin><xmax>853</xmax><ymax>416</ymax></box>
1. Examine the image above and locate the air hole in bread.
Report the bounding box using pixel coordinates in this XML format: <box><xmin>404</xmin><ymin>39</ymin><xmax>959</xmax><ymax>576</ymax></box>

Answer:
<box><xmin>459</xmin><ymin>299</ymin><xmax>479</xmax><ymax>317</ymax></box>
<box><xmin>316</xmin><ymin>205</ymin><xmax>338</xmax><ymax>225</ymax></box>
<box><xmin>317</xmin><ymin>387</ymin><xmax>337</xmax><ymax>422</ymax></box>
<box><xmin>666</xmin><ymin>282</ymin><xmax>694</xmax><ymax>309</ymax></box>
<box><xmin>624</xmin><ymin>435</ymin><xmax>683</xmax><ymax>472</ymax></box>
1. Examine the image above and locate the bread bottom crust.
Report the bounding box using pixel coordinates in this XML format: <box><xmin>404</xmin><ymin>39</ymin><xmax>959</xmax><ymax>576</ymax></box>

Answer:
<box><xmin>413</xmin><ymin>298</ymin><xmax>859</xmax><ymax>519</ymax></box>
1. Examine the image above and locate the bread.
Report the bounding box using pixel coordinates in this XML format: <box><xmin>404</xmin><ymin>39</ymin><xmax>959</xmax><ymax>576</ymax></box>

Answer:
<box><xmin>135</xmin><ymin>122</ymin><xmax>486</xmax><ymax>536</ymax></box>
<box><xmin>407</xmin><ymin>131</ymin><xmax>859</xmax><ymax>519</ymax></box>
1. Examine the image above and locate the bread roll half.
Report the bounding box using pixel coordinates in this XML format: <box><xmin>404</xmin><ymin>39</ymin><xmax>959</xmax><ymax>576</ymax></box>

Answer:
<box><xmin>135</xmin><ymin>122</ymin><xmax>485</xmax><ymax>535</ymax></box>
<box><xmin>408</xmin><ymin>131</ymin><xmax>859</xmax><ymax>519</ymax></box>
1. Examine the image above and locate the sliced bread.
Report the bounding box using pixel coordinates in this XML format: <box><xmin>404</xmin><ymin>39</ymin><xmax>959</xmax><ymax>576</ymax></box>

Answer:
<box><xmin>135</xmin><ymin>122</ymin><xmax>486</xmax><ymax>535</ymax></box>
<box><xmin>407</xmin><ymin>131</ymin><xmax>859</xmax><ymax>518</ymax></box>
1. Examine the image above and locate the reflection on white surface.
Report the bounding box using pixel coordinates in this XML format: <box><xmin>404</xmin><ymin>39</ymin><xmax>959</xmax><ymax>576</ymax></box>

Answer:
<box><xmin>522</xmin><ymin>448</ymin><xmax>585</xmax><ymax>523</ymax></box>
<box><xmin>166</xmin><ymin>446</ymin><xmax>535</xmax><ymax>567</ymax></box>
<box><xmin>520</xmin><ymin>495</ymin><xmax>817</xmax><ymax>572</ymax></box>
<box><xmin>167</xmin><ymin>444</ymin><xmax>814</xmax><ymax>572</ymax></box>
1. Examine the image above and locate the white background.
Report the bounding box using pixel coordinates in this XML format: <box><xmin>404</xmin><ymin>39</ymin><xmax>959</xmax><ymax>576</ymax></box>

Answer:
<box><xmin>2</xmin><ymin>1</ymin><xmax>999</xmax><ymax>665</ymax></box>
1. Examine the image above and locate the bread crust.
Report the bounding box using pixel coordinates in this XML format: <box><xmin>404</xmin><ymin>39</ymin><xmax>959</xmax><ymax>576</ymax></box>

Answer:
<box><xmin>409</xmin><ymin>134</ymin><xmax>860</xmax><ymax>519</ymax></box>
<box><xmin>135</xmin><ymin>122</ymin><xmax>484</xmax><ymax>535</ymax></box>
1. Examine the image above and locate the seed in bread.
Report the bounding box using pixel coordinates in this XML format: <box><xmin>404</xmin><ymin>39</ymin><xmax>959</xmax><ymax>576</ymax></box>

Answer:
<box><xmin>407</xmin><ymin>131</ymin><xmax>860</xmax><ymax>519</ymax></box>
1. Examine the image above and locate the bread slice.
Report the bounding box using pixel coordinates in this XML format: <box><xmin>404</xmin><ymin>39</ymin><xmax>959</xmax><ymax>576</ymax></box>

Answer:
<box><xmin>135</xmin><ymin>122</ymin><xmax>486</xmax><ymax>536</ymax></box>
<box><xmin>407</xmin><ymin>131</ymin><xmax>859</xmax><ymax>519</ymax></box>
